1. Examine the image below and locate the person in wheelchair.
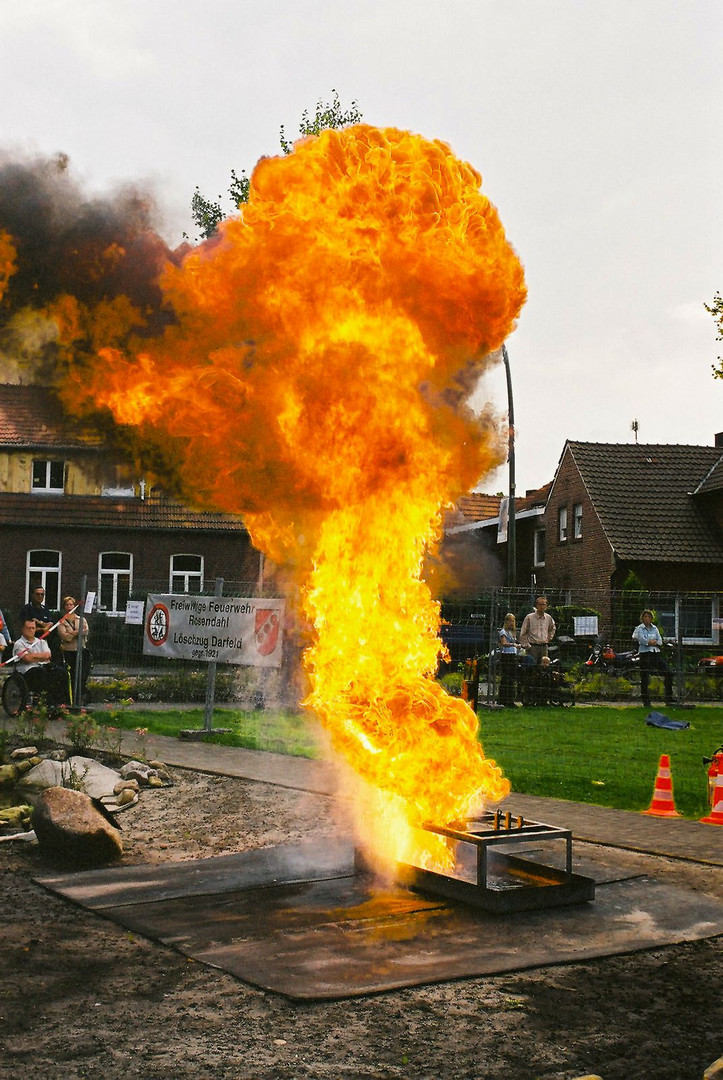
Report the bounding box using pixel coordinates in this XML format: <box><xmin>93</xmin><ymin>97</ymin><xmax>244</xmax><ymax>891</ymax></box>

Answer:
<box><xmin>12</xmin><ymin>617</ymin><xmax>53</xmax><ymax>696</ymax></box>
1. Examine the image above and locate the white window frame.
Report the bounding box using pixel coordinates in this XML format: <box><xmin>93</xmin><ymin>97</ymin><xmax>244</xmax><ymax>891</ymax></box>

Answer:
<box><xmin>533</xmin><ymin>529</ymin><xmax>546</xmax><ymax>567</ymax></box>
<box><xmin>558</xmin><ymin>505</ymin><xmax>568</xmax><ymax>542</ymax></box>
<box><xmin>169</xmin><ymin>554</ymin><xmax>204</xmax><ymax>594</ymax></box>
<box><xmin>657</xmin><ymin>596</ymin><xmax>719</xmax><ymax>646</ymax></box>
<box><xmin>26</xmin><ymin>550</ymin><xmax>62</xmax><ymax>609</ymax></box>
<box><xmin>31</xmin><ymin>458</ymin><xmax>65</xmax><ymax>494</ymax></box>
<box><xmin>98</xmin><ymin>552</ymin><xmax>133</xmax><ymax>616</ymax></box>
<box><xmin>573</xmin><ymin>503</ymin><xmax>583</xmax><ymax>540</ymax></box>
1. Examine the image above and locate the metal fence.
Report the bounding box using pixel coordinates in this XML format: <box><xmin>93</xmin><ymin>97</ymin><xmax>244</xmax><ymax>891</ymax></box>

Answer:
<box><xmin>7</xmin><ymin>577</ymin><xmax>722</xmax><ymax>704</ymax></box>
<box><xmin>439</xmin><ymin>586</ymin><xmax>723</xmax><ymax>705</ymax></box>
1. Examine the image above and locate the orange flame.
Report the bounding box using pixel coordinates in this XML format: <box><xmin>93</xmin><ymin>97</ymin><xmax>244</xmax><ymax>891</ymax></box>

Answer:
<box><xmin>56</xmin><ymin>125</ymin><xmax>525</xmax><ymax>870</ymax></box>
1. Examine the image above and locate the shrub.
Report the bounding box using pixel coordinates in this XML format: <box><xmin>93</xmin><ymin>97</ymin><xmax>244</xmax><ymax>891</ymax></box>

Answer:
<box><xmin>12</xmin><ymin>697</ymin><xmax>51</xmax><ymax>745</ymax></box>
<box><xmin>86</xmin><ymin>668</ymin><xmax>238</xmax><ymax>703</ymax></box>
<box><xmin>572</xmin><ymin>672</ymin><xmax>635</xmax><ymax>701</ymax></box>
<box><xmin>64</xmin><ymin>709</ymin><xmax>99</xmax><ymax>753</ymax></box>
<box><xmin>439</xmin><ymin>672</ymin><xmax>464</xmax><ymax>697</ymax></box>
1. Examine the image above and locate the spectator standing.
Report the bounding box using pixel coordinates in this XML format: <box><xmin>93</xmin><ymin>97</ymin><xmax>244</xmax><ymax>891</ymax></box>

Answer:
<box><xmin>497</xmin><ymin>613</ymin><xmax>520</xmax><ymax>707</ymax></box>
<box><xmin>0</xmin><ymin>609</ymin><xmax>12</xmax><ymax>651</ymax></box>
<box><xmin>12</xmin><ymin>618</ymin><xmax>52</xmax><ymax>695</ymax></box>
<box><xmin>19</xmin><ymin>586</ymin><xmax>53</xmax><ymax>634</ymax></box>
<box><xmin>57</xmin><ymin>595</ymin><xmax>90</xmax><ymax>702</ymax></box>
<box><xmin>519</xmin><ymin>596</ymin><xmax>556</xmax><ymax>664</ymax></box>
<box><xmin>632</xmin><ymin>609</ymin><xmax>674</xmax><ymax>707</ymax></box>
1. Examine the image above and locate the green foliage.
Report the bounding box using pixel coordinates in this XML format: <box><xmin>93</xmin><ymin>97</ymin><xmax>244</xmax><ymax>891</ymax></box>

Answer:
<box><xmin>87</xmin><ymin>668</ymin><xmax>238</xmax><ymax>703</ymax></box>
<box><xmin>189</xmin><ymin>91</ymin><xmax>362</xmax><ymax>240</ymax></box>
<box><xmin>547</xmin><ymin>604</ymin><xmax>600</xmax><ymax>642</ymax></box>
<box><xmin>278</xmin><ymin>89</ymin><xmax>363</xmax><ymax>154</ymax></box>
<box><xmin>188</xmin><ymin>168</ymin><xmax>251</xmax><ymax>241</ymax></box>
<box><xmin>705</xmin><ymin>291</ymin><xmax>722</xmax><ymax>377</ymax></box>
<box><xmin>572</xmin><ymin>671</ymin><xmax>635</xmax><ymax>700</ymax></box>
<box><xmin>63</xmin><ymin>708</ymin><xmax>99</xmax><ymax>753</ymax></box>
<box><xmin>60</xmin><ymin>758</ymin><xmax>90</xmax><ymax>791</ymax></box>
<box><xmin>12</xmin><ymin>698</ymin><xmax>51</xmax><ymax>745</ymax></box>
<box><xmin>438</xmin><ymin>672</ymin><xmax>464</xmax><ymax>697</ymax></box>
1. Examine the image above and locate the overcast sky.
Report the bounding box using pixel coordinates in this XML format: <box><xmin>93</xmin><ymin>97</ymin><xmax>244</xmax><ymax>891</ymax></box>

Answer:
<box><xmin>1</xmin><ymin>0</ymin><xmax>721</xmax><ymax>495</ymax></box>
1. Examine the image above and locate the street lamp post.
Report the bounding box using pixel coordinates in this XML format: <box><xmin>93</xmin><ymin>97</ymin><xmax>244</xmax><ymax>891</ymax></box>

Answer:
<box><xmin>501</xmin><ymin>344</ymin><xmax>516</xmax><ymax>595</ymax></box>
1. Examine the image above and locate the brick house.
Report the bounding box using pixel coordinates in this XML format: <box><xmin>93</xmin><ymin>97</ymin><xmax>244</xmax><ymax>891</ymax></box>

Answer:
<box><xmin>544</xmin><ymin>439</ymin><xmax>723</xmax><ymax>636</ymax></box>
<box><xmin>0</xmin><ymin>384</ymin><xmax>260</xmax><ymax>634</ymax></box>
<box><xmin>444</xmin><ymin>483</ymin><xmax>551</xmax><ymax>592</ymax></box>
<box><xmin>446</xmin><ymin>439</ymin><xmax>723</xmax><ymax>643</ymax></box>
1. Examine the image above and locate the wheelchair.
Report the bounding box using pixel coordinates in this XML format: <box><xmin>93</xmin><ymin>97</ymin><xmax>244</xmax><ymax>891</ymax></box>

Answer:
<box><xmin>2</xmin><ymin>662</ymin><xmax>73</xmax><ymax>718</ymax></box>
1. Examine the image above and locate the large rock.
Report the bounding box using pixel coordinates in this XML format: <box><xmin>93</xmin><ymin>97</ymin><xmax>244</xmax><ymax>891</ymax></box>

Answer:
<box><xmin>19</xmin><ymin>756</ymin><xmax>122</xmax><ymax>799</ymax></box>
<box><xmin>32</xmin><ymin>787</ymin><xmax>123</xmax><ymax>865</ymax></box>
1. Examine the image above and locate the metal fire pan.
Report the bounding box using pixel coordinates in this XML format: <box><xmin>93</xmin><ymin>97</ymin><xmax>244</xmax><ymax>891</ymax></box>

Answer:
<box><xmin>392</xmin><ymin>812</ymin><xmax>596</xmax><ymax>914</ymax></box>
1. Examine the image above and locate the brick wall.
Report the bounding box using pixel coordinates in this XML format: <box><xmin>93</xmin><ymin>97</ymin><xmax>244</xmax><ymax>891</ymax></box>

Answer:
<box><xmin>543</xmin><ymin>448</ymin><xmax>614</xmax><ymax>615</ymax></box>
<box><xmin>1</xmin><ymin>523</ymin><xmax>260</xmax><ymax>636</ymax></box>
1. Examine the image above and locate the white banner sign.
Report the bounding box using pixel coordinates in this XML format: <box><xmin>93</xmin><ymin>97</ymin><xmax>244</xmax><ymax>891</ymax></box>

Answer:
<box><xmin>143</xmin><ymin>595</ymin><xmax>285</xmax><ymax>667</ymax></box>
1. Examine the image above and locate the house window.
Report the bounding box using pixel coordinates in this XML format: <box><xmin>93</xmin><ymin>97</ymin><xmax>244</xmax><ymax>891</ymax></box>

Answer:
<box><xmin>533</xmin><ymin>529</ymin><xmax>546</xmax><ymax>567</ymax></box>
<box><xmin>657</xmin><ymin>597</ymin><xmax>716</xmax><ymax>645</ymax></box>
<box><xmin>31</xmin><ymin>459</ymin><xmax>65</xmax><ymax>493</ymax></box>
<box><xmin>170</xmin><ymin>554</ymin><xmax>204</xmax><ymax>594</ymax></box>
<box><xmin>573</xmin><ymin>503</ymin><xmax>583</xmax><ymax>540</ymax></box>
<box><xmin>558</xmin><ymin>506</ymin><xmax>568</xmax><ymax>542</ymax></box>
<box><xmin>99</xmin><ymin>552</ymin><xmax>133</xmax><ymax>615</ymax></box>
<box><xmin>26</xmin><ymin>550</ymin><xmax>61</xmax><ymax>609</ymax></box>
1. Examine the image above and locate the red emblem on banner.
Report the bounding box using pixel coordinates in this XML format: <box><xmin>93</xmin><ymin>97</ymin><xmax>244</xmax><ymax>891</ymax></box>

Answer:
<box><xmin>254</xmin><ymin>608</ymin><xmax>280</xmax><ymax>656</ymax></box>
<box><xmin>147</xmin><ymin>603</ymin><xmax>170</xmax><ymax>646</ymax></box>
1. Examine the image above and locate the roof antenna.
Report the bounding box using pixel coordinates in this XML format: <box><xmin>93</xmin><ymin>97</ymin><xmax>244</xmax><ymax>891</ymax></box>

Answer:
<box><xmin>631</xmin><ymin>418</ymin><xmax>639</xmax><ymax>444</ymax></box>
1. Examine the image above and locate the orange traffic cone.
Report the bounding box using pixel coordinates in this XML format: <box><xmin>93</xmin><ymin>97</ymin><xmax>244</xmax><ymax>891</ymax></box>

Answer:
<box><xmin>700</xmin><ymin>775</ymin><xmax>723</xmax><ymax>825</ymax></box>
<box><xmin>642</xmin><ymin>754</ymin><xmax>681</xmax><ymax>818</ymax></box>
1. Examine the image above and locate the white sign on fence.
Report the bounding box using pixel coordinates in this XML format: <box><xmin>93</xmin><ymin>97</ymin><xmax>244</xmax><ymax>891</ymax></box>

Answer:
<box><xmin>125</xmin><ymin>600</ymin><xmax>146</xmax><ymax>625</ymax></box>
<box><xmin>573</xmin><ymin>615</ymin><xmax>599</xmax><ymax>637</ymax></box>
<box><xmin>143</xmin><ymin>594</ymin><xmax>285</xmax><ymax>667</ymax></box>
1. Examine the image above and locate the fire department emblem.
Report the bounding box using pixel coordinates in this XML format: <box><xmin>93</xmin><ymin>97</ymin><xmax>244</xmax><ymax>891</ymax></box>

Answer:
<box><xmin>147</xmin><ymin>603</ymin><xmax>170</xmax><ymax>647</ymax></box>
<box><xmin>254</xmin><ymin>608</ymin><xmax>280</xmax><ymax>656</ymax></box>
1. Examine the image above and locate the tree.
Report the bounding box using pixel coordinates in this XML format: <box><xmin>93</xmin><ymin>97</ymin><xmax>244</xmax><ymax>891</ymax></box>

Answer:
<box><xmin>187</xmin><ymin>91</ymin><xmax>362</xmax><ymax>241</ymax></box>
<box><xmin>705</xmin><ymin>292</ymin><xmax>723</xmax><ymax>379</ymax></box>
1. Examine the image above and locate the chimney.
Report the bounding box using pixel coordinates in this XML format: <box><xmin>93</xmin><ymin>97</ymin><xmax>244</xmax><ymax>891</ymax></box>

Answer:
<box><xmin>715</xmin><ymin>432</ymin><xmax>723</xmax><ymax>448</ymax></box>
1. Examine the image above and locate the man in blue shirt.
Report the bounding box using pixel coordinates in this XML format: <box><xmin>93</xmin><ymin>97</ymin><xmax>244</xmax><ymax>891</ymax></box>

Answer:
<box><xmin>19</xmin><ymin>586</ymin><xmax>53</xmax><ymax>634</ymax></box>
<box><xmin>632</xmin><ymin>609</ymin><xmax>674</xmax><ymax>708</ymax></box>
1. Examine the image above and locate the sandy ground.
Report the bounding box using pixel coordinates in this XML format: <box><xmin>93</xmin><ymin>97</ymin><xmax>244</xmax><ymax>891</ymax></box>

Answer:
<box><xmin>1</xmin><ymin>765</ymin><xmax>722</xmax><ymax>1080</ymax></box>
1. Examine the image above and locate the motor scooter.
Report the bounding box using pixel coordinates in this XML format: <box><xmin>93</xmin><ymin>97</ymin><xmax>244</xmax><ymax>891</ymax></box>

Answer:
<box><xmin>585</xmin><ymin>637</ymin><xmax>639</xmax><ymax>676</ymax></box>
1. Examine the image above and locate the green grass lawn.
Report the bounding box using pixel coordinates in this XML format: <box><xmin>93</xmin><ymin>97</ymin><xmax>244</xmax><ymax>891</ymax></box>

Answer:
<box><xmin>89</xmin><ymin>702</ymin><xmax>723</xmax><ymax>821</ymax></box>
<box><xmin>479</xmin><ymin>703</ymin><xmax>723</xmax><ymax>820</ymax></box>
<box><xmin>89</xmin><ymin>707</ymin><xmax>322</xmax><ymax>760</ymax></box>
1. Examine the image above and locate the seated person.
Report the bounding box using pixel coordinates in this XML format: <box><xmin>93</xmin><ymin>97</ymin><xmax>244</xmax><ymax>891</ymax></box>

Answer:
<box><xmin>19</xmin><ymin>586</ymin><xmax>54</xmax><ymax>635</ymax></box>
<box><xmin>12</xmin><ymin>618</ymin><xmax>52</xmax><ymax>695</ymax></box>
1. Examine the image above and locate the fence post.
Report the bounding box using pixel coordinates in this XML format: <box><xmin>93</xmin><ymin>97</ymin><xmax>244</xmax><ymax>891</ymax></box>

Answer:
<box><xmin>203</xmin><ymin>577</ymin><xmax>224</xmax><ymax>732</ymax></box>
<box><xmin>486</xmin><ymin>588</ymin><xmax>498</xmax><ymax>706</ymax></box>
<box><xmin>674</xmin><ymin>594</ymin><xmax>685</xmax><ymax>705</ymax></box>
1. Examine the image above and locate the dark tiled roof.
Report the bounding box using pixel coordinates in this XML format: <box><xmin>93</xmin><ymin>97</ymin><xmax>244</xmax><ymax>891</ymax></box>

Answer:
<box><xmin>694</xmin><ymin>455</ymin><xmax>723</xmax><ymax>495</ymax></box>
<box><xmin>0</xmin><ymin>384</ymin><xmax>105</xmax><ymax>449</ymax></box>
<box><xmin>564</xmin><ymin>442</ymin><xmax>723</xmax><ymax>563</ymax></box>
<box><xmin>516</xmin><ymin>481</ymin><xmax>552</xmax><ymax>513</ymax></box>
<box><xmin>0</xmin><ymin>492</ymin><xmax>247</xmax><ymax>533</ymax></box>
